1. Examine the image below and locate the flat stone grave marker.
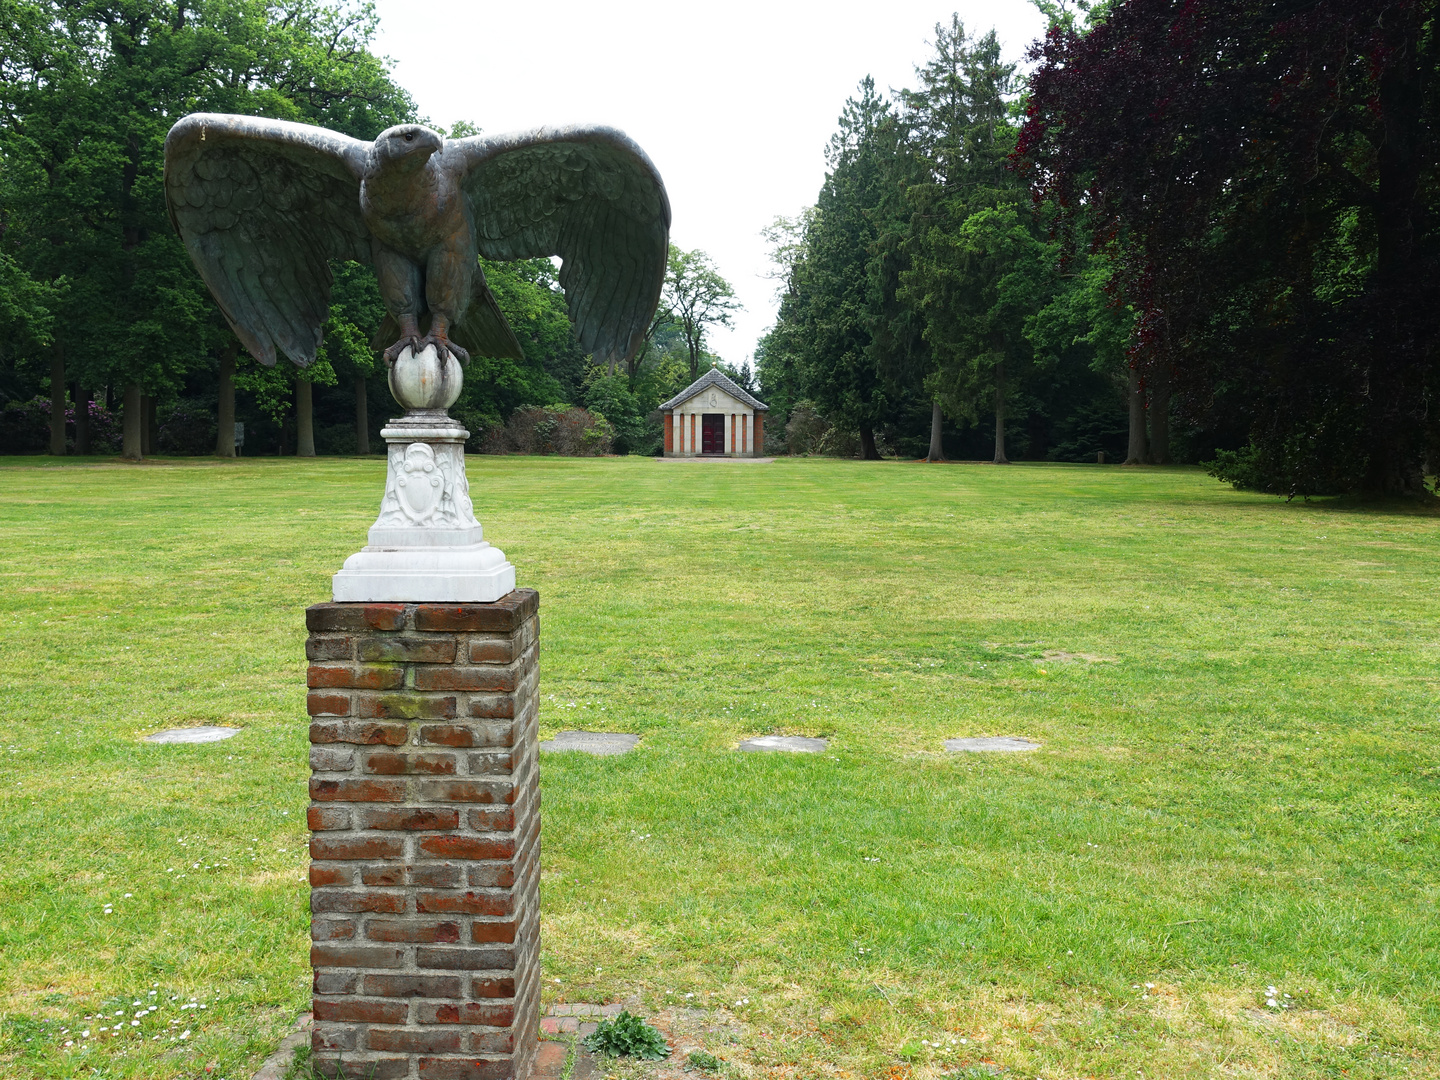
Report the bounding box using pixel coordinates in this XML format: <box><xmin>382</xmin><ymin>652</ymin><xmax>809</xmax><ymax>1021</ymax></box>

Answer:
<box><xmin>944</xmin><ymin>736</ymin><xmax>1040</xmax><ymax>752</ymax></box>
<box><xmin>739</xmin><ymin>735</ymin><xmax>828</xmax><ymax>753</ymax></box>
<box><xmin>143</xmin><ymin>726</ymin><xmax>240</xmax><ymax>744</ymax></box>
<box><xmin>539</xmin><ymin>731</ymin><xmax>640</xmax><ymax>755</ymax></box>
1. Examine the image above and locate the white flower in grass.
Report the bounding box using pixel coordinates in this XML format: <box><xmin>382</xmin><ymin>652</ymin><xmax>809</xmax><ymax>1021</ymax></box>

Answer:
<box><xmin>180</xmin><ymin>1030</ymin><xmax>190</xmax><ymax>1039</ymax></box>
<box><xmin>81</xmin><ymin>1030</ymin><xmax>90</xmax><ymax>1038</ymax></box>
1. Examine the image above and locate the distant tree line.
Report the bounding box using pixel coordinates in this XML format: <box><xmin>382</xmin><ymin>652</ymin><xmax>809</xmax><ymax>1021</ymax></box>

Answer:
<box><xmin>759</xmin><ymin>2</ymin><xmax>1438</xmax><ymax>496</ymax></box>
<box><xmin>758</xmin><ymin>18</ymin><xmax>1141</xmax><ymax>466</ymax></box>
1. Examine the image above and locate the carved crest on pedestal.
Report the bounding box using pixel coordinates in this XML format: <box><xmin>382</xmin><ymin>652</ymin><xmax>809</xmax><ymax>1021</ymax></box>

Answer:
<box><xmin>377</xmin><ymin>441</ymin><xmax>479</xmax><ymax>530</ymax></box>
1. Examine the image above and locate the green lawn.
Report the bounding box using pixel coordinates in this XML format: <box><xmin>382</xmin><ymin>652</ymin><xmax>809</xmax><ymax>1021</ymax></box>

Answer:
<box><xmin>0</xmin><ymin>454</ymin><xmax>1436</xmax><ymax>1080</ymax></box>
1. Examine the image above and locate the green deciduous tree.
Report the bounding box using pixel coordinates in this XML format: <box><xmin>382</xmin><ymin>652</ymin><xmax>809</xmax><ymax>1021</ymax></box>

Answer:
<box><xmin>0</xmin><ymin>0</ymin><xmax>415</xmax><ymax>457</ymax></box>
<box><xmin>662</xmin><ymin>245</ymin><xmax>740</xmax><ymax>383</ymax></box>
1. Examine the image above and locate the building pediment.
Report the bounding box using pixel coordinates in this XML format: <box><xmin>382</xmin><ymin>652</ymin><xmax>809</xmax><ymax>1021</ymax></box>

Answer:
<box><xmin>660</xmin><ymin>368</ymin><xmax>768</xmax><ymax>413</ymax></box>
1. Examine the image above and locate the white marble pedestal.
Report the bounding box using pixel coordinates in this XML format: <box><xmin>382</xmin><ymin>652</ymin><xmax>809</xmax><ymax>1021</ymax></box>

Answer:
<box><xmin>332</xmin><ymin>347</ymin><xmax>516</xmax><ymax>603</ymax></box>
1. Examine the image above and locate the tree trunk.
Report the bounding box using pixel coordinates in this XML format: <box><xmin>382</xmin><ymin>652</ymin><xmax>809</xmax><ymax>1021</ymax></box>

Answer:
<box><xmin>992</xmin><ymin>360</ymin><xmax>1009</xmax><ymax>464</ymax></box>
<box><xmin>140</xmin><ymin>395</ymin><xmax>152</xmax><ymax>456</ymax></box>
<box><xmin>926</xmin><ymin>401</ymin><xmax>946</xmax><ymax>461</ymax></box>
<box><xmin>1124</xmin><ymin>366</ymin><xmax>1149</xmax><ymax>465</ymax></box>
<box><xmin>215</xmin><ymin>345</ymin><xmax>236</xmax><ymax>457</ymax></box>
<box><xmin>1363</xmin><ymin>19</ymin><xmax>1429</xmax><ymax>495</ymax></box>
<box><xmin>296</xmin><ymin>379</ymin><xmax>316</xmax><ymax>457</ymax></box>
<box><xmin>49</xmin><ymin>345</ymin><xmax>66</xmax><ymax>455</ymax></box>
<box><xmin>74</xmin><ymin>384</ymin><xmax>91</xmax><ymax>455</ymax></box>
<box><xmin>859</xmin><ymin>425</ymin><xmax>880</xmax><ymax>460</ymax></box>
<box><xmin>355</xmin><ymin>376</ymin><xmax>370</xmax><ymax>455</ymax></box>
<box><xmin>122</xmin><ymin>384</ymin><xmax>143</xmax><ymax>459</ymax></box>
<box><xmin>1148</xmin><ymin>366</ymin><xmax>1171</xmax><ymax>465</ymax></box>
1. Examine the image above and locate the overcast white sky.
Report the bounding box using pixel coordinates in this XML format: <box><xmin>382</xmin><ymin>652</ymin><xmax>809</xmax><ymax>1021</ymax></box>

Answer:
<box><xmin>372</xmin><ymin>0</ymin><xmax>1048</xmax><ymax>367</ymax></box>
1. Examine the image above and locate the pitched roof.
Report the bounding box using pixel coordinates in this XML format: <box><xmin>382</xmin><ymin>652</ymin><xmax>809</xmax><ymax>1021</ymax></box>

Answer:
<box><xmin>660</xmin><ymin>367</ymin><xmax>769</xmax><ymax>411</ymax></box>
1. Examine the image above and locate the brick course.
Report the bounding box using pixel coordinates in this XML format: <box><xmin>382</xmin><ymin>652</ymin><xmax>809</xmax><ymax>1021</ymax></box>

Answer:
<box><xmin>308</xmin><ymin>591</ymin><xmax>540</xmax><ymax>1080</ymax></box>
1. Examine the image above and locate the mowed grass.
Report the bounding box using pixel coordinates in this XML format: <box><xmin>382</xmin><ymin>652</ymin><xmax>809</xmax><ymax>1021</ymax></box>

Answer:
<box><xmin>0</xmin><ymin>454</ymin><xmax>1436</xmax><ymax>1080</ymax></box>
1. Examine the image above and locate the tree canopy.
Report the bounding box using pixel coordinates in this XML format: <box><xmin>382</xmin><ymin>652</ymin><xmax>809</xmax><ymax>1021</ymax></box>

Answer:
<box><xmin>1018</xmin><ymin>0</ymin><xmax>1440</xmax><ymax>495</ymax></box>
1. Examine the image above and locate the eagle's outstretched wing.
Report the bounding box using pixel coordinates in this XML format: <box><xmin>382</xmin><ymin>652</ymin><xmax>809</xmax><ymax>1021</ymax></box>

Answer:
<box><xmin>165</xmin><ymin>113</ymin><xmax>371</xmax><ymax>367</ymax></box>
<box><xmin>454</xmin><ymin>126</ymin><xmax>671</xmax><ymax>368</ymax></box>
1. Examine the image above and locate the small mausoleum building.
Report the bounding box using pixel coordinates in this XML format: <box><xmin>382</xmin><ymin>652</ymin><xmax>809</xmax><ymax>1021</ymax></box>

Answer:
<box><xmin>660</xmin><ymin>368</ymin><xmax>769</xmax><ymax>457</ymax></box>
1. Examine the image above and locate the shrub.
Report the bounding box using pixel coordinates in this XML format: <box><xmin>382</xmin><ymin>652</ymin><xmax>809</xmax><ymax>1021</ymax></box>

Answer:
<box><xmin>450</xmin><ymin>405</ymin><xmax>500</xmax><ymax>453</ymax></box>
<box><xmin>158</xmin><ymin>399</ymin><xmax>218</xmax><ymax>455</ymax></box>
<box><xmin>314</xmin><ymin>422</ymin><xmax>357</xmax><ymax>455</ymax></box>
<box><xmin>81</xmin><ymin>399</ymin><xmax>122</xmax><ymax>453</ymax></box>
<box><xmin>482</xmin><ymin>405</ymin><xmax>612</xmax><ymax>455</ymax></box>
<box><xmin>784</xmin><ymin>401</ymin><xmax>863</xmax><ymax>457</ymax></box>
<box><xmin>0</xmin><ymin>396</ymin><xmax>51</xmax><ymax>453</ymax></box>
<box><xmin>0</xmin><ymin>396</ymin><xmax>121</xmax><ymax>454</ymax></box>
<box><xmin>1206</xmin><ymin>432</ymin><xmax>1362</xmax><ymax>498</ymax></box>
<box><xmin>583</xmin><ymin>373</ymin><xmax>648</xmax><ymax>454</ymax></box>
<box><xmin>582</xmin><ymin>1010</ymin><xmax>669</xmax><ymax>1059</ymax></box>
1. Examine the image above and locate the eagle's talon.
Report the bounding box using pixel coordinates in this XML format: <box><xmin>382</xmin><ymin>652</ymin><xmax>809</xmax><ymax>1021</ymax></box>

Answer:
<box><xmin>382</xmin><ymin>335</ymin><xmax>422</xmax><ymax>365</ymax></box>
<box><xmin>418</xmin><ymin>334</ymin><xmax>469</xmax><ymax>365</ymax></box>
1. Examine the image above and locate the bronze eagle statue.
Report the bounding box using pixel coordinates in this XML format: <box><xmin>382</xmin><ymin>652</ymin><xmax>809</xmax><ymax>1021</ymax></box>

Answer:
<box><xmin>163</xmin><ymin>114</ymin><xmax>671</xmax><ymax>370</ymax></box>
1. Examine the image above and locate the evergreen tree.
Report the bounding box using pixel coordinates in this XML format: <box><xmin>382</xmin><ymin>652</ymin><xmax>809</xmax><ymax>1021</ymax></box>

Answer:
<box><xmin>898</xmin><ymin>20</ymin><xmax>1041</xmax><ymax>465</ymax></box>
<box><xmin>796</xmin><ymin>76</ymin><xmax>896</xmax><ymax>459</ymax></box>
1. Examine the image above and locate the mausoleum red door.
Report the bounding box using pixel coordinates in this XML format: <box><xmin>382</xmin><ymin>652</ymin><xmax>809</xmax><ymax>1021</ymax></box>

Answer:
<box><xmin>701</xmin><ymin>414</ymin><xmax>724</xmax><ymax>454</ymax></box>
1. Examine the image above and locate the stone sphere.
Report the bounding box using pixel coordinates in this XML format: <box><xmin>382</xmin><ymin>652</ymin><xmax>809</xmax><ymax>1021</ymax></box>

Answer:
<box><xmin>389</xmin><ymin>345</ymin><xmax>463</xmax><ymax>412</ymax></box>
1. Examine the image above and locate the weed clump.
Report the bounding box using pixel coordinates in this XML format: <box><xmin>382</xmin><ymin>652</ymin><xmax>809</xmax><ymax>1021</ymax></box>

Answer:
<box><xmin>582</xmin><ymin>1010</ymin><xmax>669</xmax><ymax>1059</ymax></box>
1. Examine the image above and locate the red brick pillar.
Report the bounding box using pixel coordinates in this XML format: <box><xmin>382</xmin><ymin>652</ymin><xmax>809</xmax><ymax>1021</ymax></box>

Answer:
<box><xmin>306</xmin><ymin>590</ymin><xmax>540</xmax><ymax>1080</ymax></box>
<box><xmin>753</xmin><ymin>413</ymin><xmax>764</xmax><ymax>457</ymax></box>
<box><xmin>663</xmin><ymin>412</ymin><xmax>673</xmax><ymax>455</ymax></box>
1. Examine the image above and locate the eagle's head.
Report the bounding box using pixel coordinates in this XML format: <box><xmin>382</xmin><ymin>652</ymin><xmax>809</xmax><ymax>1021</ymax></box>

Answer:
<box><xmin>374</xmin><ymin>124</ymin><xmax>443</xmax><ymax>172</ymax></box>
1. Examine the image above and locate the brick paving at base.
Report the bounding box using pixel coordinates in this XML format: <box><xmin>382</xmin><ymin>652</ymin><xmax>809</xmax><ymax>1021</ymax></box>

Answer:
<box><xmin>532</xmin><ymin>1039</ymin><xmax>598</xmax><ymax>1080</ymax></box>
<box><xmin>539</xmin><ymin>1002</ymin><xmax>622</xmax><ymax>1037</ymax></box>
<box><xmin>532</xmin><ymin>1005</ymin><xmax>617</xmax><ymax>1079</ymax></box>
